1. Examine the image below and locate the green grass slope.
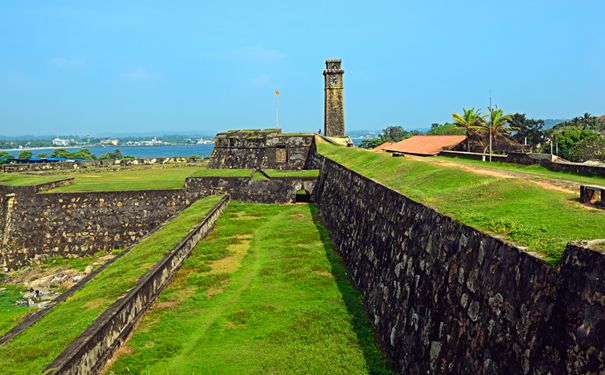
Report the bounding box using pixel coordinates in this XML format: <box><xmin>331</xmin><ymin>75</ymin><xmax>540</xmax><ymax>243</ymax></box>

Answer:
<box><xmin>317</xmin><ymin>141</ymin><xmax>605</xmax><ymax>263</ymax></box>
<box><xmin>108</xmin><ymin>203</ymin><xmax>391</xmax><ymax>374</ymax></box>
<box><xmin>0</xmin><ymin>195</ymin><xmax>223</xmax><ymax>374</ymax></box>
<box><xmin>434</xmin><ymin>156</ymin><xmax>605</xmax><ymax>186</ymax></box>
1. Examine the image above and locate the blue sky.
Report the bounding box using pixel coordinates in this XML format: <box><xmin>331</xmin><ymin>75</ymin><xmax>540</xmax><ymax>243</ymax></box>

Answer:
<box><xmin>1</xmin><ymin>1</ymin><xmax>604</xmax><ymax>136</ymax></box>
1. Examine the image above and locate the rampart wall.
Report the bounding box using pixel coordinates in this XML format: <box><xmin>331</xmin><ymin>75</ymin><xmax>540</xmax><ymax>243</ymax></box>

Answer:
<box><xmin>208</xmin><ymin>130</ymin><xmax>314</xmax><ymax>170</ymax></box>
<box><xmin>43</xmin><ymin>195</ymin><xmax>229</xmax><ymax>375</ymax></box>
<box><xmin>2</xmin><ymin>157</ymin><xmax>199</xmax><ymax>173</ymax></box>
<box><xmin>1</xmin><ymin>188</ymin><xmax>189</xmax><ymax>270</ymax></box>
<box><xmin>1</xmin><ymin>174</ymin><xmax>317</xmax><ymax>270</ymax></box>
<box><xmin>312</xmin><ymin>152</ymin><xmax>605</xmax><ymax>374</ymax></box>
<box><xmin>185</xmin><ymin>176</ymin><xmax>316</xmax><ymax>203</ymax></box>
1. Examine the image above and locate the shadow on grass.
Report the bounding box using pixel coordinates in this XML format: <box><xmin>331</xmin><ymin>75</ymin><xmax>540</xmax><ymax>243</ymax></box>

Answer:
<box><xmin>309</xmin><ymin>204</ymin><xmax>394</xmax><ymax>375</ymax></box>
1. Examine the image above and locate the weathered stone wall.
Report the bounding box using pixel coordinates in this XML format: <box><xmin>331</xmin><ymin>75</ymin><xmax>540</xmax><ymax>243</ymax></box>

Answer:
<box><xmin>2</xmin><ymin>157</ymin><xmax>200</xmax><ymax>173</ymax></box>
<box><xmin>2</xmin><ymin>188</ymin><xmax>189</xmax><ymax>270</ymax></box>
<box><xmin>43</xmin><ymin>195</ymin><xmax>229</xmax><ymax>375</ymax></box>
<box><xmin>314</xmin><ymin>153</ymin><xmax>605</xmax><ymax>374</ymax></box>
<box><xmin>208</xmin><ymin>130</ymin><xmax>314</xmax><ymax>170</ymax></box>
<box><xmin>185</xmin><ymin>176</ymin><xmax>317</xmax><ymax>204</ymax></box>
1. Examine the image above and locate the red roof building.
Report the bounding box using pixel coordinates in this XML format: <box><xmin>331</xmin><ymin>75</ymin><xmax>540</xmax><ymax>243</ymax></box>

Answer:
<box><xmin>384</xmin><ymin>135</ymin><xmax>467</xmax><ymax>156</ymax></box>
<box><xmin>371</xmin><ymin>141</ymin><xmax>395</xmax><ymax>152</ymax></box>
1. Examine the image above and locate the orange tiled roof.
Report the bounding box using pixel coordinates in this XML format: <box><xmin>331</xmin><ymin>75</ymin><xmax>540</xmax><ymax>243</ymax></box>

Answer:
<box><xmin>371</xmin><ymin>141</ymin><xmax>395</xmax><ymax>152</ymax></box>
<box><xmin>384</xmin><ymin>135</ymin><xmax>467</xmax><ymax>156</ymax></box>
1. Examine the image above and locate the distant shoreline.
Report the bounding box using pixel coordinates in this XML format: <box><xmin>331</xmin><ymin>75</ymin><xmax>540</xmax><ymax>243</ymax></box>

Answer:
<box><xmin>0</xmin><ymin>144</ymin><xmax>208</xmax><ymax>152</ymax></box>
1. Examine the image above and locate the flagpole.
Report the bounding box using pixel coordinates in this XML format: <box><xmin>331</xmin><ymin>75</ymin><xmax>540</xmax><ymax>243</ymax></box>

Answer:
<box><xmin>275</xmin><ymin>90</ymin><xmax>279</xmax><ymax>130</ymax></box>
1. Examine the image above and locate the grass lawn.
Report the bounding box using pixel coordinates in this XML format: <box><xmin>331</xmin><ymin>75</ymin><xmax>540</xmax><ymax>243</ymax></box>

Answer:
<box><xmin>317</xmin><ymin>140</ymin><xmax>605</xmax><ymax>263</ymax></box>
<box><xmin>47</xmin><ymin>166</ymin><xmax>204</xmax><ymax>192</ymax></box>
<box><xmin>107</xmin><ymin>203</ymin><xmax>391</xmax><ymax>374</ymax></box>
<box><xmin>0</xmin><ymin>282</ymin><xmax>35</xmax><ymax>336</ymax></box>
<box><xmin>2</xmin><ymin>167</ymin><xmax>319</xmax><ymax>192</ymax></box>
<box><xmin>433</xmin><ymin>156</ymin><xmax>605</xmax><ymax>186</ymax></box>
<box><xmin>264</xmin><ymin>169</ymin><xmax>320</xmax><ymax>178</ymax></box>
<box><xmin>0</xmin><ymin>195</ymin><xmax>224</xmax><ymax>374</ymax></box>
<box><xmin>0</xmin><ymin>174</ymin><xmax>67</xmax><ymax>186</ymax></box>
<box><xmin>190</xmin><ymin>168</ymin><xmax>253</xmax><ymax>178</ymax></box>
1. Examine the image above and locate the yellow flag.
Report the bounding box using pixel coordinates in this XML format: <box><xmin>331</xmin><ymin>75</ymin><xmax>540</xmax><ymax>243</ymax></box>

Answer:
<box><xmin>275</xmin><ymin>90</ymin><xmax>280</xmax><ymax>95</ymax></box>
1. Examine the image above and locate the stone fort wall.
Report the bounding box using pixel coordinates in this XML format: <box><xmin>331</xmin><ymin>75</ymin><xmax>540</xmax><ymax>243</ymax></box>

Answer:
<box><xmin>312</xmin><ymin>152</ymin><xmax>605</xmax><ymax>374</ymax></box>
<box><xmin>208</xmin><ymin>130</ymin><xmax>314</xmax><ymax>170</ymax></box>
<box><xmin>1</xmin><ymin>174</ymin><xmax>317</xmax><ymax>270</ymax></box>
<box><xmin>1</xmin><ymin>188</ymin><xmax>190</xmax><ymax>270</ymax></box>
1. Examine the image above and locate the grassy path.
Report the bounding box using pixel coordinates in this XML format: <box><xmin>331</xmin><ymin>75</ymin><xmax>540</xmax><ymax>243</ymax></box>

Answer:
<box><xmin>107</xmin><ymin>203</ymin><xmax>391</xmax><ymax>374</ymax></box>
<box><xmin>0</xmin><ymin>195</ymin><xmax>223</xmax><ymax>374</ymax></box>
<box><xmin>318</xmin><ymin>140</ymin><xmax>605</xmax><ymax>262</ymax></box>
<box><xmin>432</xmin><ymin>155</ymin><xmax>605</xmax><ymax>187</ymax></box>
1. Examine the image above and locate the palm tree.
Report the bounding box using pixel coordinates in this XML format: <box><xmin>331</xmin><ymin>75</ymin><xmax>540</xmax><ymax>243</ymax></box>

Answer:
<box><xmin>452</xmin><ymin>107</ymin><xmax>485</xmax><ymax>151</ymax></box>
<box><xmin>485</xmin><ymin>107</ymin><xmax>513</xmax><ymax>160</ymax></box>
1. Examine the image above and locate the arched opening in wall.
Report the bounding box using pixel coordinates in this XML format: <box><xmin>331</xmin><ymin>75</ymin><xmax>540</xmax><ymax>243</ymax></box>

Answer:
<box><xmin>295</xmin><ymin>189</ymin><xmax>311</xmax><ymax>203</ymax></box>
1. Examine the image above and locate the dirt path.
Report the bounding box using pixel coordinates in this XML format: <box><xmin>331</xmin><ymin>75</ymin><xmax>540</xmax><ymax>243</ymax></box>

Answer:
<box><xmin>406</xmin><ymin>155</ymin><xmax>579</xmax><ymax>194</ymax></box>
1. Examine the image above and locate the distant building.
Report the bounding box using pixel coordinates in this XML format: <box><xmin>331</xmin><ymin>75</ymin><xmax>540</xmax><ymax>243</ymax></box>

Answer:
<box><xmin>100</xmin><ymin>139</ymin><xmax>119</xmax><ymax>146</ymax></box>
<box><xmin>384</xmin><ymin>135</ymin><xmax>467</xmax><ymax>156</ymax></box>
<box><xmin>53</xmin><ymin>138</ymin><xmax>70</xmax><ymax>146</ymax></box>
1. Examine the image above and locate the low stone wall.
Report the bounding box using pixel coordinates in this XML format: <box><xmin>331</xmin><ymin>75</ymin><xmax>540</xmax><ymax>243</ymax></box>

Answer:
<box><xmin>185</xmin><ymin>176</ymin><xmax>317</xmax><ymax>203</ymax></box>
<box><xmin>314</xmin><ymin>154</ymin><xmax>605</xmax><ymax>373</ymax></box>
<box><xmin>2</xmin><ymin>157</ymin><xmax>200</xmax><ymax>173</ymax></box>
<box><xmin>2</xmin><ymin>188</ymin><xmax>190</xmax><ymax>270</ymax></box>
<box><xmin>43</xmin><ymin>195</ymin><xmax>229</xmax><ymax>375</ymax></box>
<box><xmin>440</xmin><ymin>150</ymin><xmax>605</xmax><ymax>178</ymax></box>
<box><xmin>438</xmin><ymin>150</ymin><xmax>508</xmax><ymax>161</ymax></box>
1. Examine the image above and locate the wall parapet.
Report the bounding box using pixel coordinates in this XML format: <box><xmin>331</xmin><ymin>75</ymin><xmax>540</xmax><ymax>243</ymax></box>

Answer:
<box><xmin>313</xmin><ymin>150</ymin><xmax>605</xmax><ymax>373</ymax></box>
<box><xmin>43</xmin><ymin>195</ymin><xmax>229</xmax><ymax>375</ymax></box>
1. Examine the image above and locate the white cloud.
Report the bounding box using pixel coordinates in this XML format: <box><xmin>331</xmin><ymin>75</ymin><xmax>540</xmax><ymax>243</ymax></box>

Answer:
<box><xmin>51</xmin><ymin>57</ymin><xmax>86</xmax><ymax>69</ymax></box>
<box><xmin>250</xmin><ymin>73</ymin><xmax>270</xmax><ymax>87</ymax></box>
<box><xmin>122</xmin><ymin>68</ymin><xmax>162</xmax><ymax>82</ymax></box>
<box><xmin>218</xmin><ymin>45</ymin><xmax>285</xmax><ymax>63</ymax></box>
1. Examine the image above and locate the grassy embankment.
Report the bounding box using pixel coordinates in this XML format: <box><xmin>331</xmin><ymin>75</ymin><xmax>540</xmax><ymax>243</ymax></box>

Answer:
<box><xmin>317</xmin><ymin>140</ymin><xmax>605</xmax><ymax>263</ymax></box>
<box><xmin>0</xmin><ymin>251</ymin><xmax>121</xmax><ymax>337</ymax></box>
<box><xmin>0</xmin><ymin>174</ymin><xmax>67</xmax><ymax>186</ymax></box>
<box><xmin>0</xmin><ymin>282</ymin><xmax>35</xmax><ymax>336</ymax></box>
<box><xmin>434</xmin><ymin>155</ymin><xmax>605</xmax><ymax>186</ymax></box>
<box><xmin>0</xmin><ymin>195</ymin><xmax>224</xmax><ymax>374</ymax></box>
<box><xmin>108</xmin><ymin>203</ymin><xmax>391</xmax><ymax>374</ymax></box>
<box><xmin>1</xmin><ymin>167</ymin><xmax>319</xmax><ymax>191</ymax></box>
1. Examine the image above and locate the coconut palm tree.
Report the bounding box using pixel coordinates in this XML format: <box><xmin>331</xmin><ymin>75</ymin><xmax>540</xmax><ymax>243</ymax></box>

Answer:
<box><xmin>486</xmin><ymin>107</ymin><xmax>514</xmax><ymax>137</ymax></box>
<box><xmin>484</xmin><ymin>107</ymin><xmax>513</xmax><ymax>160</ymax></box>
<box><xmin>452</xmin><ymin>107</ymin><xmax>485</xmax><ymax>151</ymax></box>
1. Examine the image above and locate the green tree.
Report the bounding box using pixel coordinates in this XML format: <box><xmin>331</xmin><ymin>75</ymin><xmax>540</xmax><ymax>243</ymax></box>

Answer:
<box><xmin>509</xmin><ymin>113</ymin><xmax>545</xmax><ymax>146</ymax></box>
<box><xmin>570</xmin><ymin>137</ymin><xmax>605</xmax><ymax>162</ymax></box>
<box><xmin>50</xmin><ymin>148</ymin><xmax>72</xmax><ymax>158</ymax></box>
<box><xmin>18</xmin><ymin>150</ymin><xmax>32</xmax><ymax>159</ymax></box>
<box><xmin>428</xmin><ymin>122</ymin><xmax>465</xmax><ymax>135</ymax></box>
<box><xmin>359</xmin><ymin>138</ymin><xmax>385</xmax><ymax>149</ymax></box>
<box><xmin>485</xmin><ymin>107</ymin><xmax>514</xmax><ymax>138</ymax></box>
<box><xmin>380</xmin><ymin>125</ymin><xmax>409</xmax><ymax>142</ymax></box>
<box><xmin>550</xmin><ymin>126</ymin><xmax>600</xmax><ymax>161</ymax></box>
<box><xmin>37</xmin><ymin>153</ymin><xmax>47</xmax><ymax>158</ymax></box>
<box><xmin>71</xmin><ymin>148</ymin><xmax>95</xmax><ymax>160</ymax></box>
<box><xmin>452</xmin><ymin>107</ymin><xmax>485</xmax><ymax>151</ymax></box>
<box><xmin>188</xmin><ymin>154</ymin><xmax>202</xmax><ymax>162</ymax></box>
<box><xmin>0</xmin><ymin>151</ymin><xmax>10</xmax><ymax>164</ymax></box>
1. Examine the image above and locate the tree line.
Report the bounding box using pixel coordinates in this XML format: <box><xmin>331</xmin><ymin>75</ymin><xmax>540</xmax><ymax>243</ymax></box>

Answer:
<box><xmin>360</xmin><ymin>109</ymin><xmax>605</xmax><ymax>163</ymax></box>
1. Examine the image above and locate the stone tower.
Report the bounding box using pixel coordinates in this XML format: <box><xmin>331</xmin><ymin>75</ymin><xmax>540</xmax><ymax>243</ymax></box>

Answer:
<box><xmin>323</xmin><ymin>59</ymin><xmax>345</xmax><ymax>137</ymax></box>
